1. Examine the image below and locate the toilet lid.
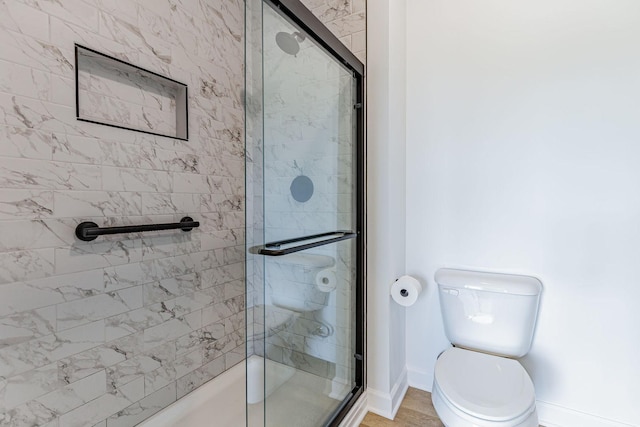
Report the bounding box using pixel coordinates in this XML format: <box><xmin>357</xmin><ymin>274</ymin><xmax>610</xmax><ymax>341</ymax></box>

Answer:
<box><xmin>434</xmin><ymin>347</ymin><xmax>535</xmax><ymax>422</ymax></box>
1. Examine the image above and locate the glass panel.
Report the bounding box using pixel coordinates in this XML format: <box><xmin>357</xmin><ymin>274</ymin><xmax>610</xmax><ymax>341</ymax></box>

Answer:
<box><xmin>261</xmin><ymin>238</ymin><xmax>357</xmax><ymax>427</ymax></box>
<box><xmin>245</xmin><ymin>2</ymin><xmax>359</xmax><ymax>427</ymax></box>
<box><xmin>262</xmin><ymin>4</ymin><xmax>356</xmax><ymax>243</ymax></box>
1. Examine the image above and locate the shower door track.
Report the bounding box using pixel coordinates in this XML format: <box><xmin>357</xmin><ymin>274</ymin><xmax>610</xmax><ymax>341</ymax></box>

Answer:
<box><xmin>262</xmin><ymin>1</ymin><xmax>366</xmax><ymax>426</ymax></box>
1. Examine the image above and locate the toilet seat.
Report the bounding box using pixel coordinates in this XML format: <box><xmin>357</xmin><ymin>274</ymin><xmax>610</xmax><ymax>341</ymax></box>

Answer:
<box><xmin>434</xmin><ymin>347</ymin><xmax>536</xmax><ymax>423</ymax></box>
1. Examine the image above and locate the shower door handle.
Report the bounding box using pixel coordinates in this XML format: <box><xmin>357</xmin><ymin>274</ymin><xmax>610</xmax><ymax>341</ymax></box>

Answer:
<box><xmin>254</xmin><ymin>230</ymin><xmax>357</xmax><ymax>256</ymax></box>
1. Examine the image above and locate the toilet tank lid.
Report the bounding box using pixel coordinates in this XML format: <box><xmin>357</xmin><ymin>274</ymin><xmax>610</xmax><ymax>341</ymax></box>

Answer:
<box><xmin>435</xmin><ymin>268</ymin><xmax>542</xmax><ymax>296</ymax></box>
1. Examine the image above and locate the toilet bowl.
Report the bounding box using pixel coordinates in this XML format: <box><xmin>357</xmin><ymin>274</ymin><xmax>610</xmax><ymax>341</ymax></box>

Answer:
<box><xmin>432</xmin><ymin>269</ymin><xmax>543</xmax><ymax>427</ymax></box>
<box><xmin>432</xmin><ymin>347</ymin><xmax>538</xmax><ymax>427</ymax></box>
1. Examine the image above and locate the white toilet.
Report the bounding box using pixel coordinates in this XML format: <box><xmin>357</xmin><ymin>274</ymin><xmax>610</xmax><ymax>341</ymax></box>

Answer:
<box><xmin>432</xmin><ymin>268</ymin><xmax>542</xmax><ymax>427</ymax></box>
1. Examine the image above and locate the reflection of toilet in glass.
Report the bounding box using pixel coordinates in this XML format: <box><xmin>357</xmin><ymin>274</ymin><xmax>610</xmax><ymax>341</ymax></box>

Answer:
<box><xmin>267</xmin><ymin>253</ymin><xmax>335</xmax><ymax>313</ymax></box>
<box><xmin>432</xmin><ymin>269</ymin><xmax>543</xmax><ymax>427</ymax></box>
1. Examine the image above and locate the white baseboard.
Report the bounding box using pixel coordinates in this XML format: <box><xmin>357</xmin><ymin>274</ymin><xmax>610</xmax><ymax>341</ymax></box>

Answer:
<box><xmin>367</xmin><ymin>368</ymin><xmax>409</xmax><ymax>420</ymax></box>
<box><xmin>407</xmin><ymin>366</ymin><xmax>433</xmax><ymax>392</ymax></box>
<box><xmin>339</xmin><ymin>391</ymin><xmax>368</xmax><ymax>427</ymax></box>
<box><xmin>537</xmin><ymin>401</ymin><xmax>636</xmax><ymax>427</ymax></box>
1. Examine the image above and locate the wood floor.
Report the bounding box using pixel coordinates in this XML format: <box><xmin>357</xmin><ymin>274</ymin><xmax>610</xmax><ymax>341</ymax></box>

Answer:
<box><xmin>359</xmin><ymin>388</ymin><xmax>544</xmax><ymax>427</ymax></box>
<box><xmin>359</xmin><ymin>388</ymin><xmax>444</xmax><ymax>427</ymax></box>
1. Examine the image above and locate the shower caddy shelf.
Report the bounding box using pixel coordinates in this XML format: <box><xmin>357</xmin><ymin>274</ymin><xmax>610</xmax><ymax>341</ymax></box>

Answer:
<box><xmin>75</xmin><ymin>216</ymin><xmax>200</xmax><ymax>242</ymax></box>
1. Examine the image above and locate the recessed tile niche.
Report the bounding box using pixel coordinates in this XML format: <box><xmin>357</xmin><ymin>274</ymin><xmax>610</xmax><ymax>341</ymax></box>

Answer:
<box><xmin>75</xmin><ymin>44</ymin><xmax>188</xmax><ymax>140</ymax></box>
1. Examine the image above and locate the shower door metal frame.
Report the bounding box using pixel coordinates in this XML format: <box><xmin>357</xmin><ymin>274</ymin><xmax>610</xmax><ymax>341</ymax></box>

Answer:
<box><xmin>262</xmin><ymin>1</ymin><xmax>366</xmax><ymax>426</ymax></box>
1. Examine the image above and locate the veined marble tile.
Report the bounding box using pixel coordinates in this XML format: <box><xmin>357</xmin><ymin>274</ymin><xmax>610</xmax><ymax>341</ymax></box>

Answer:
<box><xmin>203</xmin><ymin>329</ymin><xmax>243</xmax><ymax>364</ymax></box>
<box><xmin>58</xmin><ymin>333</ymin><xmax>142</xmax><ymax>384</ymax></box>
<box><xmin>310</xmin><ymin>0</ymin><xmax>351</xmax><ymax>22</ymax></box>
<box><xmin>57</xmin><ymin>286</ymin><xmax>143</xmax><ymax>331</ymax></box>
<box><xmin>136</xmin><ymin>3</ymin><xmax>193</xmax><ymax>48</ymax></box>
<box><xmin>0</xmin><ymin>156</ymin><xmax>101</xmax><ymax>190</ymax></box>
<box><xmin>0</xmin><ymin>93</ymin><xmax>84</xmax><ymax>135</ymax></box>
<box><xmin>143</xmin><ymin>253</ymin><xmax>201</xmax><ymax>282</ymax></box>
<box><xmin>100</xmin><ymin>140</ymin><xmax>164</xmax><ymax>171</ymax></box>
<box><xmin>200</xmin><ymin>154</ymin><xmax>244</xmax><ymax>178</ymax></box>
<box><xmin>0</xmin><ymin>320</ymin><xmax>104</xmax><ymax>378</ymax></box>
<box><xmin>200</xmin><ymin>228</ymin><xmax>243</xmax><ymax>251</ymax></box>
<box><xmin>53</xmin><ymin>191</ymin><xmax>143</xmax><ymax>218</ymax></box>
<box><xmin>0</xmin><ymin>398</ymin><xmax>58</xmax><ymax>427</ymax></box>
<box><xmin>174</xmin><ymin>324</ymin><xmax>220</xmax><ymax>358</ymax></box>
<box><xmin>175</xmin><ymin>355</ymin><xmax>225</xmax><ymax>399</ymax></box>
<box><xmin>4</xmin><ymin>269</ymin><xmax>104</xmax><ymax>314</ymax></box>
<box><xmin>55</xmin><ymin>238</ymin><xmax>143</xmax><ymax>275</ymax></box>
<box><xmin>83</xmin><ymin>0</ymin><xmax>138</xmax><ymax>22</ymax></box>
<box><xmin>103</xmin><ymin>262</ymin><xmax>154</xmax><ymax>293</ymax></box>
<box><xmin>200</xmin><ymin>193</ymin><xmax>244</xmax><ymax>213</ymax></box>
<box><xmin>0</xmin><ymin>1</ymin><xmax>50</xmax><ymax>41</ymax></box>
<box><xmin>140</xmin><ymin>232</ymin><xmax>200</xmax><ymax>261</ymax></box>
<box><xmin>36</xmin><ymin>369</ymin><xmax>107</xmax><ymax>417</ymax></box>
<box><xmin>0</xmin><ymin>248</ymin><xmax>55</xmax><ymax>286</ymax></box>
<box><xmin>325</xmin><ymin>11</ymin><xmax>365</xmax><ymax>38</ymax></box>
<box><xmin>102</xmin><ymin>166</ymin><xmax>172</xmax><ymax>193</ymax></box>
<box><xmin>199</xmin><ymin>262</ymin><xmax>244</xmax><ymax>289</ymax></box>
<box><xmin>201</xmin><ymin>300</ymin><xmax>236</xmax><ymax>328</ymax></box>
<box><xmin>140</xmin><ymin>192</ymin><xmax>199</xmax><ymax>216</ymax></box>
<box><xmin>224</xmin><ymin>279</ymin><xmax>245</xmax><ymax>301</ymax></box>
<box><xmin>50</xmin><ymin>133</ymin><xmax>104</xmax><ymax>164</ymax></box>
<box><xmin>224</xmin><ymin>344</ymin><xmax>244</xmax><ymax>370</ymax></box>
<box><xmin>0</xmin><ymin>219</ymin><xmax>73</xmax><ymax>251</ymax></box>
<box><xmin>106</xmin><ymin>342</ymin><xmax>175</xmax><ymax>391</ymax></box>
<box><xmin>106</xmin><ymin>382</ymin><xmax>176</xmax><ymax>427</ymax></box>
<box><xmin>49</xmin><ymin>74</ymin><xmax>75</xmax><ymax>107</ymax></box>
<box><xmin>0</xmin><ymin>362</ymin><xmax>62</xmax><ymax>410</ymax></box>
<box><xmin>158</xmin><ymin>150</ymin><xmax>199</xmax><ymax>174</ymax></box>
<box><xmin>25</xmin><ymin>0</ymin><xmax>100</xmax><ymax>32</ymax></box>
<box><xmin>224</xmin><ymin>311</ymin><xmax>245</xmax><ymax>336</ymax></box>
<box><xmin>104</xmin><ymin>304</ymin><xmax>174</xmax><ymax>342</ymax></box>
<box><xmin>223</xmin><ymin>244</ymin><xmax>245</xmax><ymax>265</ymax></box>
<box><xmin>0</xmin><ymin>27</ymin><xmax>73</xmax><ymax>76</ymax></box>
<box><xmin>0</xmin><ymin>306</ymin><xmax>56</xmax><ymax>348</ymax></box>
<box><xmin>58</xmin><ymin>376</ymin><xmax>144</xmax><ymax>427</ymax></box>
<box><xmin>162</xmin><ymin>291</ymin><xmax>211</xmax><ymax>318</ymax></box>
<box><xmin>142</xmin><ymin>273</ymin><xmax>200</xmax><ymax>306</ymax></box>
<box><xmin>0</xmin><ymin>189</ymin><xmax>54</xmax><ymax>219</ymax></box>
<box><xmin>97</xmin><ymin>11</ymin><xmax>172</xmax><ymax>65</ymax></box>
<box><xmin>0</xmin><ymin>59</ymin><xmax>51</xmax><ymax>102</ymax></box>
<box><xmin>166</xmin><ymin>348</ymin><xmax>202</xmax><ymax>385</ymax></box>
<box><xmin>352</xmin><ymin>29</ymin><xmax>365</xmax><ymax>53</ymax></box>
<box><xmin>143</xmin><ymin>315</ymin><xmax>200</xmax><ymax>352</ymax></box>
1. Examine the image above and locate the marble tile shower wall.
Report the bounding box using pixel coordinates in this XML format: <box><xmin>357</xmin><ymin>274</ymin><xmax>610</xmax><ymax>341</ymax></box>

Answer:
<box><xmin>300</xmin><ymin>0</ymin><xmax>366</xmax><ymax>62</ymax></box>
<box><xmin>0</xmin><ymin>1</ymin><xmax>244</xmax><ymax>426</ymax></box>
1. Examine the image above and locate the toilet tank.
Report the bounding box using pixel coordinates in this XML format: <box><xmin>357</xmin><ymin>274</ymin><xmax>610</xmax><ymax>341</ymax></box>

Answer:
<box><xmin>435</xmin><ymin>268</ymin><xmax>542</xmax><ymax>358</ymax></box>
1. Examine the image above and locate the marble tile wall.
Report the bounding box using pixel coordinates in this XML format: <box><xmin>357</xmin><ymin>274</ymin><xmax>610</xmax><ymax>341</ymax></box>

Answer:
<box><xmin>0</xmin><ymin>0</ymin><xmax>244</xmax><ymax>426</ymax></box>
<box><xmin>301</xmin><ymin>0</ymin><xmax>366</xmax><ymax>63</ymax></box>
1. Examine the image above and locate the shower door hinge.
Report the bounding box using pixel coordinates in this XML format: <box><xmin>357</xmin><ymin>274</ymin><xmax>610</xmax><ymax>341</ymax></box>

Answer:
<box><xmin>353</xmin><ymin>103</ymin><xmax>362</xmax><ymax>109</ymax></box>
<box><xmin>354</xmin><ymin>353</ymin><xmax>363</xmax><ymax>361</ymax></box>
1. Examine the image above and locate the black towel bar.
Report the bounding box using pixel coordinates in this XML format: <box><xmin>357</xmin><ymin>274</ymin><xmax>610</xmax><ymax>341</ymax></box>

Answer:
<box><xmin>254</xmin><ymin>230</ymin><xmax>357</xmax><ymax>256</ymax></box>
<box><xmin>75</xmin><ymin>216</ymin><xmax>199</xmax><ymax>242</ymax></box>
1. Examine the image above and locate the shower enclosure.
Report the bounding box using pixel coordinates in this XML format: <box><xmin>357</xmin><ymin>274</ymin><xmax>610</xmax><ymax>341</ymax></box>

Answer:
<box><xmin>245</xmin><ymin>1</ymin><xmax>365</xmax><ymax>426</ymax></box>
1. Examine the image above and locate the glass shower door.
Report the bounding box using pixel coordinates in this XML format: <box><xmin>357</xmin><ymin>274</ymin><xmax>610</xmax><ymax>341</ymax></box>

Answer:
<box><xmin>245</xmin><ymin>1</ymin><xmax>364</xmax><ymax>426</ymax></box>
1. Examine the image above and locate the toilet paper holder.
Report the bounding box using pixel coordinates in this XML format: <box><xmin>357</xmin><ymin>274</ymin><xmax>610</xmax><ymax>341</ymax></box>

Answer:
<box><xmin>391</xmin><ymin>275</ymin><xmax>423</xmax><ymax>307</ymax></box>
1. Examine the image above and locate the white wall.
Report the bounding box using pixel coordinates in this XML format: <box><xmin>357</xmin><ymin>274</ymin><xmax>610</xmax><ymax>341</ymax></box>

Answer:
<box><xmin>366</xmin><ymin>0</ymin><xmax>409</xmax><ymax>419</ymax></box>
<box><xmin>405</xmin><ymin>1</ymin><xmax>640</xmax><ymax>425</ymax></box>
